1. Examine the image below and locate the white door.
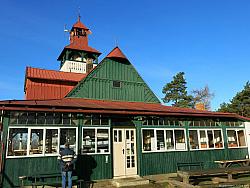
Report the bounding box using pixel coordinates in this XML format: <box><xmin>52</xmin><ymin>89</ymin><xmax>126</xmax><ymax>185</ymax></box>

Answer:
<box><xmin>113</xmin><ymin>129</ymin><xmax>137</xmax><ymax>177</ymax></box>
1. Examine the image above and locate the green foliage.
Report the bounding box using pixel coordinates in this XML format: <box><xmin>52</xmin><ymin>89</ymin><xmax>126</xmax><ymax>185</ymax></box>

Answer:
<box><xmin>162</xmin><ymin>72</ymin><xmax>194</xmax><ymax>108</ymax></box>
<box><xmin>218</xmin><ymin>81</ymin><xmax>250</xmax><ymax>117</ymax></box>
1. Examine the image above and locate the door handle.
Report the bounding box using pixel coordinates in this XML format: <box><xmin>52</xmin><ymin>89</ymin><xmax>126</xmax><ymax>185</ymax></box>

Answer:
<box><xmin>122</xmin><ymin>149</ymin><xmax>124</xmax><ymax>154</ymax></box>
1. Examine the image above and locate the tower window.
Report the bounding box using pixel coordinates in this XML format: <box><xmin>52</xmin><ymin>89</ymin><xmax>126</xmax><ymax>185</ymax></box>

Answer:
<box><xmin>113</xmin><ymin>81</ymin><xmax>121</xmax><ymax>88</ymax></box>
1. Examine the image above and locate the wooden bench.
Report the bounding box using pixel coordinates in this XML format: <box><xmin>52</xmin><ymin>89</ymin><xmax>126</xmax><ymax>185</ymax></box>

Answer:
<box><xmin>19</xmin><ymin>173</ymin><xmax>81</xmax><ymax>188</ymax></box>
<box><xmin>177</xmin><ymin>162</ymin><xmax>203</xmax><ymax>171</ymax></box>
<box><xmin>177</xmin><ymin>166</ymin><xmax>250</xmax><ymax>185</ymax></box>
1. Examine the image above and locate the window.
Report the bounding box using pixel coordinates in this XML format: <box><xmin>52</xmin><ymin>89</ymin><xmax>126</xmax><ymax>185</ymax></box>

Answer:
<box><xmin>8</xmin><ymin>128</ymin><xmax>28</xmax><ymax>156</ymax></box>
<box><xmin>142</xmin><ymin>130</ymin><xmax>155</xmax><ymax>151</ymax></box>
<box><xmin>189</xmin><ymin>129</ymin><xmax>223</xmax><ymax>150</ymax></box>
<box><xmin>9</xmin><ymin>112</ymin><xmax>77</xmax><ymax>125</ymax></box>
<box><xmin>30</xmin><ymin>129</ymin><xmax>43</xmax><ymax>155</ymax></box>
<box><xmin>83</xmin><ymin>114</ymin><xmax>109</xmax><ymax>126</ymax></box>
<box><xmin>166</xmin><ymin>130</ymin><xmax>174</xmax><ymax>150</ymax></box>
<box><xmin>45</xmin><ymin>129</ymin><xmax>58</xmax><ymax>154</ymax></box>
<box><xmin>142</xmin><ymin>128</ymin><xmax>186</xmax><ymax>152</ymax></box>
<box><xmin>113</xmin><ymin>81</ymin><xmax>121</xmax><ymax>88</ymax></box>
<box><xmin>175</xmin><ymin>130</ymin><xmax>186</xmax><ymax>150</ymax></box>
<box><xmin>7</xmin><ymin>127</ymin><xmax>77</xmax><ymax>158</ymax></box>
<box><xmin>60</xmin><ymin>128</ymin><xmax>77</xmax><ymax>152</ymax></box>
<box><xmin>227</xmin><ymin>129</ymin><xmax>246</xmax><ymax>148</ymax></box>
<box><xmin>189</xmin><ymin>130</ymin><xmax>199</xmax><ymax>149</ymax></box>
<box><xmin>82</xmin><ymin>128</ymin><xmax>110</xmax><ymax>154</ymax></box>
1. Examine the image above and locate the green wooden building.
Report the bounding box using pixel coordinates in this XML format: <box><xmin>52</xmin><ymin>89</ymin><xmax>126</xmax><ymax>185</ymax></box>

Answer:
<box><xmin>0</xmin><ymin>17</ymin><xmax>249</xmax><ymax>187</ymax></box>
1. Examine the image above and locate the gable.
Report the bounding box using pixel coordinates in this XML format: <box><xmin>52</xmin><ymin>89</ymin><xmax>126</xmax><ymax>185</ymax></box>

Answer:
<box><xmin>67</xmin><ymin>57</ymin><xmax>160</xmax><ymax>103</ymax></box>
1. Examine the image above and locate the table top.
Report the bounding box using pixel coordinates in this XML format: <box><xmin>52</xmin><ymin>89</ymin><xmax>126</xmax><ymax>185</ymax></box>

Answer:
<box><xmin>214</xmin><ymin>159</ymin><xmax>250</xmax><ymax>163</ymax></box>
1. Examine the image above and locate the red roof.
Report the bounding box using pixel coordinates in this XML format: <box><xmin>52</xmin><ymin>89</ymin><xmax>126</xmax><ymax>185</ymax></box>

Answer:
<box><xmin>64</xmin><ymin>42</ymin><xmax>101</xmax><ymax>54</ymax></box>
<box><xmin>26</xmin><ymin>67</ymin><xmax>86</xmax><ymax>82</ymax></box>
<box><xmin>106</xmin><ymin>46</ymin><xmax>128</xmax><ymax>60</ymax></box>
<box><xmin>72</xmin><ymin>19</ymin><xmax>89</xmax><ymax>30</ymax></box>
<box><xmin>25</xmin><ymin>67</ymin><xmax>87</xmax><ymax>100</ymax></box>
<box><xmin>0</xmin><ymin>98</ymin><xmax>248</xmax><ymax>121</ymax></box>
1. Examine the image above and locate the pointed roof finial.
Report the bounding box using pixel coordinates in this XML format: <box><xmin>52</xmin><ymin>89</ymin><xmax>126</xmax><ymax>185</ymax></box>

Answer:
<box><xmin>78</xmin><ymin>6</ymin><xmax>81</xmax><ymax>21</ymax></box>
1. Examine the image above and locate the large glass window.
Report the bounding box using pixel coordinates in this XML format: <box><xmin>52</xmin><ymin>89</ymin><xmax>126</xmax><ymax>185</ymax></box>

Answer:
<box><xmin>7</xmin><ymin>127</ymin><xmax>77</xmax><ymax>157</ymax></box>
<box><xmin>166</xmin><ymin>130</ymin><xmax>174</xmax><ymax>150</ymax></box>
<box><xmin>189</xmin><ymin>130</ymin><xmax>199</xmax><ymax>149</ymax></box>
<box><xmin>8</xmin><ymin>128</ymin><xmax>28</xmax><ymax>156</ymax></box>
<box><xmin>142</xmin><ymin>128</ymin><xmax>186</xmax><ymax>152</ymax></box>
<box><xmin>82</xmin><ymin>128</ymin><xmax>110</xmax><ymax>154</ymax></box>
<box><xmin>142</xmin><ymin>130</ymin><xmax>155</xmax><ymax>151</ymax></box>
<box><xmin>45</xmin><ymin>129</ymin><xmax>58</xmax><ymax>154</ymax></box>
<box><xmin>227</xmin><ymin>129</ymin><xmax>246</xmax><ymax>148</ymax></box>
<box><xmin>60</xmin><ymin>128</ymin><xmax>77</xmax><ymax>152</ymax></box>
<box><xmin>29</xmin><ymin>129</ymin><xmax>43</xmax><ymax>155</ymax></box>
<box><xmin>156</xmin><ymin>130</ymin><xmax>165</xmax><ymax>151</ymax></box>
<box><xmin>189</xmin><ymin>129</ymin><xmax>223</xmax><ymax>150</ymax></box>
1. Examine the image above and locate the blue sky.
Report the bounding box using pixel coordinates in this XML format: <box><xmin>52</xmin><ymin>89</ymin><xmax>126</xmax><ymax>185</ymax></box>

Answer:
<box><xmin>0</xmin><ymin>0</ymin><xmax>249</xmax><ymax>110</ymax></box>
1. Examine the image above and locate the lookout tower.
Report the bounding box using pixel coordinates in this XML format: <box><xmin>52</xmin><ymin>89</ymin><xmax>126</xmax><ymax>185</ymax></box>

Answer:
<box><xmin>57</xmin><ymin>16</ymin><xmax>101</xmax><ymax>73</ymax></box>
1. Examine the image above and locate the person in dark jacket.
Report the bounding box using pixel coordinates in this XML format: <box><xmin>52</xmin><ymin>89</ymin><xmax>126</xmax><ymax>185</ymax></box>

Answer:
<box><xmin>58</xmin><ymin>143</ymin><xmax>77</xmax><ymax>188</ymax></box>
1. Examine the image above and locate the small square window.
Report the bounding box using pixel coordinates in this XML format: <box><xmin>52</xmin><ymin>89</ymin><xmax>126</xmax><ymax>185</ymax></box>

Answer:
<box><xmin>113</xmin><ymin>81</ymin><xmax>121</xmax><ymax>88</ymax></box>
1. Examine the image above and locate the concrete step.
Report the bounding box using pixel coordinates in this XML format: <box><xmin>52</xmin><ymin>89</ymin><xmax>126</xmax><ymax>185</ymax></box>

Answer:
<box><xmin>112</xmin><ymin>177</ymin><xmax>150</xmax><ymax>187</ymax></box>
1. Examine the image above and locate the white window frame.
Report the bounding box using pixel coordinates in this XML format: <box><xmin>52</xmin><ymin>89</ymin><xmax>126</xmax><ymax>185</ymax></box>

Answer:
<box><xmin>6</xmin><ymin>126</ymin><xmax>78</xmax><ymax>158</ymax></box>
<box><xmin>82</xmin><ymin>127</ymin><xmax>110</xmax><ymax>155</ymax></box>
<box><xmin>189</xmin><ymin>128</ymin><xmax>224</xmax><ymax>151</ymax></box>
<box><xmin>141</xmin><ymin>128</ymin><xmax>187</xmax><ymax>153</ymax></box>
<box><xmin>226</xmin><ymin>128</ymin><xmax>247</xmax><ymax>148</ymax></box>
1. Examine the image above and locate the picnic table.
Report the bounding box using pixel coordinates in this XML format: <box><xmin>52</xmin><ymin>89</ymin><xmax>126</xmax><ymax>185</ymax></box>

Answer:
<box><xmin>214</xmin><ymin>159</ymin><xmax>250</xmax><ymax>168</ymax></box>
<box><xmin>177</xmin><ymin>166</ymin><xmax>250</xmax><ymax>185</ymax></box>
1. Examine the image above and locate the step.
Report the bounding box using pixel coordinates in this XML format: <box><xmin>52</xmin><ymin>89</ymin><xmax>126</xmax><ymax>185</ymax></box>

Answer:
<box><xmin>112</xmin><ymin>177</ymin><xmax>149</xmax><ymax>187</ymax></box>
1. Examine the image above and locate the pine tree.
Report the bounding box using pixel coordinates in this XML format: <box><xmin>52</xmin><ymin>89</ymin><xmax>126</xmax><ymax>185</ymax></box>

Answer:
<box><xmin>218</xmin><ymin>81</ymin><xmax>250</xmax><ymax>117</ymax></box>
<box><xmin>162</xmin><ymin>72</ymin><xmax>193</xmax><ymax>108</ymax></box>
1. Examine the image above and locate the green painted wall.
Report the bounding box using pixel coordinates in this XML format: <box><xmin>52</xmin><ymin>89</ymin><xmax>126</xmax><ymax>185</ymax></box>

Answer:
<box><xmin>67</xmin><ymin>58</ymin><xmax>160</xmax><ymax>103</ymax></box>
<box><xmin>2</xmin><ymin>119</ymin><xmax>112</xmax><ymax>188</ymax></box>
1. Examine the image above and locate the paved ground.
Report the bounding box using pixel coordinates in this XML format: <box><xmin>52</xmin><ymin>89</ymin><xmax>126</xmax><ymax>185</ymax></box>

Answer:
<box><xmin>89</xmin><ymin>174</ymin><xmax>174</xmax><ymax>188</ymax></box>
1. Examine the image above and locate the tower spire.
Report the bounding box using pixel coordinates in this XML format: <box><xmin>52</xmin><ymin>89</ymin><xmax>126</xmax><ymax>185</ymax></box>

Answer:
<box><xmin>78</xmin><ymin>6</ymin><xmax>81</xmax><ymax>21</ymax></box>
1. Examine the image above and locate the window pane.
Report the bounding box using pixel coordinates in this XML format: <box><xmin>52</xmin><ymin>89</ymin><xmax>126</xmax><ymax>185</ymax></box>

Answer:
<box><xmin>200</xmin><ymin>130</ymin><xmax>207</xmax><ymax>148</ymax></box>
<box><xmin>10</xmin><ymin>112</ymin><xmax>18</xmax><ymax>124</ymax></box>
<box><xmin>37</xmin><ymin>113</ymin><xmax>45</xmax><ymax>124</ymax></box>
<box><xmin>71</xmin><ymin>114</ymin><xmax>78</xmax><ymax>125</ymax></box>
<box><xmin>30</xmin><ymin>129</ymin><xmax>43</xmax><ymax>155</ymax></box>
<box><xmin>54</xmin><ymin>113</ymin><xmax>62</xmax><ymax>124</ymax></box>
<box><xmin>46</xmin><ymin>113</ymin><xmax>54</xmax><ymax>124</ymax></box>
<box><xmin>83</xmin><ymin>115</ymin><xmax>91</xmax><ymax>125</ymax></box>
<box><xmin>142</xmin><ymin>130</ymin><xmax>155</xmax><ymax>151</ymax></box>
<box><xmin>45</xmin><ymin>129</ymin><xmax>58</xmax><ymax>154</ymax></box>
<box><xmin>237</xmin><ymin>130</ymin><xmax>246</xmax><ymax>147</ymax></box>
<box><xmin>189</xmin><ymin>130</ymin><xmax>199</xmax><ymax>149</ymax></box>
<box><xmin>156</xmin><ymin>130</ymin><xmax>165</xmax><ymax>151</ymax></box>
<box><xmin>8</xmin><ymin>128</ymin><xmax>28</xmax><ymax>156</ymax></box>
<box><xmin>207</xmin><ymin>130</ymin><xmax>214</xmax><ymax>148</ymax></box>
<box><xmin>19</xmin><ymin>112</ymin><xmax>27</xmax><ymax>124</ymax></box>
<box><xmin>62</xmin><ymin>113</ymin><xmax>70</xmax><ymax>125</ymax></box>
<box><xmin>214</xmin><ymin>130</ymin><xmax>223</xmax><ymax>148</ymax></box>
<box><xmin>175</xmin><ymin>130</ymin><xmax>186</xmax><ymax>150</ymax></box>
<box><xmin>60</xmin><ymin>128</ymin><xmax>76</xmax><ymax>152</ymax></box>
<box><xmin>92</xmin><ymin>115</ymin><xmax>100</xmax><ymax>125</ymax></box>
<box><xmin>27</xmin><ymin>112</ymin><xmax>36</xmax><ymax>124</ymax></box>
<box><xmin>166</xmin><ymin>130</ymin><xmax>174</xmax><ymax>150</ymax></box>
<box><xmin>101</xmin><ymin>116</ymin><xmax>109</xmax><ymax>125</ymax></box>
<box><xmin>97</xmin><ymin>129</ymin><xmax>109</xmax><ymax>153</ymax></box>
<box><xmin>227</xmin><ymin>130</ymin><xmax>238</xmax><ymax>147</ymax></box>
<box><xmin>82</xmin><ymin>129</ymin><xmax>95</xmax><ymax>153</ymax></box>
